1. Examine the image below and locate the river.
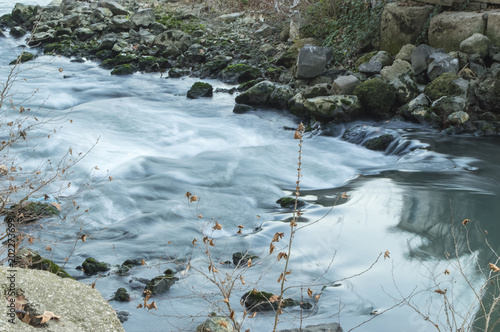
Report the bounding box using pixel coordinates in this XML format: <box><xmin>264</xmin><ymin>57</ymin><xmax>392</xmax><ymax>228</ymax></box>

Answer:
<box><xmin>1</xmin><ymin>1</ymin><xmax>500</xmax><ymax>331</ymax></box>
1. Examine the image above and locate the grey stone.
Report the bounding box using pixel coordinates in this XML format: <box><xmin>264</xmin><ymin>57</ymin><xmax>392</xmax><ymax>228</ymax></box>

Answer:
<box><xmin>431</xmin><ymin>96</ymin><xmax>467</xmax><ymax>117</ymax></box>
<box><xmin>459</xmin><ymin>33</ymin><xmax>491</xmax><ymax>58</ymax></box>
<box><xmin>302</xmin><ymin>83</ymin><xmax>332</xmax><ymax>98</ymax></box>
<box><xmin>410</xmin><ymin>44</ymin><xmax>435</xmax><ymax>75</ymax></box>
<box><xmin>0</xmin><ymin>266</ymin><xmax>124</xmax><ymax>331</ymax></box>
<box><xmin>396</xmin><ymin>44</ymin><xmax>416</xmax><ymax>62</ymax></box>
<box><xmin>358</xmin><ymin>60</ymin><xmax>382</xmax><ymax>74</ymax></box>
<box><xmin>259</xmin><ymin>43</ymin><xmax>274</xmax><ymax>56</ymax></box>
<box><xmin>296</xmin><ymin>45</ymin><xmax>333</xmax><ymax>79</ymax></box>
<box><xmin>130</xmin><ymin>9</ymin><xmax>155</xmax><ymax>27</ymax></box>
<box><xmin>470</xmin><ymin>62</ymin><xmax>485</xmax><ymax>77</ymax></box>
<box><xmin>475</xmin><ymin>70</ymin><xmax>500</xmax><ymax>112</ymax></box>
<box><xmin>269</xmin><ymin>84</ymin><xmax>294</xmax><ymax>109</ymax></box>
<box><xmin>196</xmin><ymin>316</ymin><xmax>235</xmax><ymax>331</ymax></box>
<box><xmin>111</xmin><ymin>16</ymin><xmax>134</xmax><ymax>30</ymax></box>
<box><xmin>303</xmin><ymin>95</ymin><xmax>362</xmax><ymax>122</ymax></box>
<box><xmin>254</xmin><ymin>24</ymin><xmax>274</xmax><ymax>38</ymax></box>
<box><xmin>218</xmin><ymin>12</ymin><xmax>244</xmax><ymax>22</ymax></box>
<box><xmin>186</xmin><ymin>43</ymin><xmax>205</xmax><ymax>63</ymax></box>
<box><xmin>233</xmin><ymin>104</ymin><xmax>255</xmax><ymax>114</ymax></box>
<box><xmin>235</xmin><ymin>81</ymin><xmax>275</xmax><ymax>105</ymax></box>
<box><xmin>9</xmin><ymin>26</ymin><xmax>26</xmax><ymax>38</ymax></box>
<box><xmin>486</xmin><ymin>11</ymin><xmax>500</xmax><ymax>47</ymax></box>
<box><xmin>12</xmin><ymin>3</ymin><xmax>40</xmax><ymax>24</ymax></box>
<box><xmin>154</xmin><ymin>30</ymin><xmax>192</xmax><ymax>56</ymax></box>
<box><xmin>371</xmin><ymin>51</ymin><xmax>393</xmax><ymax>67</ymax></box>
<box><xmin>99</xmin><ymin>0</ymin><xmax>129</xmax><ymax>16</ymax></box>
<box><xmin>427</xmin><ymin>53</ymin><xmax>459</xmax><ymax>81</ymax></box>
<box><xmin>381</xmin><ymin>59</ymin><xmax>418</xmax><ymax>103</ymax></box>
<box><xmin>332</xmin><ymin>75</ymin><xmax>361</xmax><ymax>95</ymax></box>
<box><xmin>75</xmin><ymin>27</ymin><xmax>94</xmax><ymax>41</ymax></box>
<box><xmin>60</xmin><ymin>14</ymin><xmax>80</xmax><ymax>28</ymax></box>
<box><xmin>448</xmin><ymin>111</ymin><xmax>469</xmax><ymax>124</ymax></box>
<box><xmin>429</xmin><ymin>11</ymin><xmax>486</xmax><ymax>52</ymax></box>
<box><xmin>411</xmin><ymin>108</ymin><xmax>441</xmax><ymax>127</ymax></box>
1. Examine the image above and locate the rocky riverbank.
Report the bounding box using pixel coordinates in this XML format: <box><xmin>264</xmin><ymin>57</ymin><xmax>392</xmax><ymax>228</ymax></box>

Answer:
<box><xmin>3</xmin><ymin>0</ymin><xmax>500</xmax><ymax>144</ymax></box>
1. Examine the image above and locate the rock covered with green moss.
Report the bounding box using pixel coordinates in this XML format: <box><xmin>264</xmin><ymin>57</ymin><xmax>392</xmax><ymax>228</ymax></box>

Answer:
<box><xmin>240</xmin><ymin>290</ymin><xmax>312</xmax><ymax>312</ymax></box>
<box><xmin>4</xmin><ymin>201</ymin><xmax>59</xmax><ymax>224</ymax></box>
<box><xmin>187</xmin><ymin>82</ymin><xmax>213</xmax><ymax>99</ymax></box>
<box><xmin>81</xmin><ymin>257</ymin><xmax>110</xmax><ymax>275</ymax></box>
<box><xmin>219</xmin><ymin>64</ymin><xmax>262</xmax><ymax>84</ymax></box>
<box><xmin>144</xmin><ymin>269</ymin><xmax>179</xmax><ymax>295</ymax></box>
<box><xmin>353</xmin><ymin>78</ymin><xmax>396</xmax><ymax>118</ymax></box>
<box><xmin>15</xmin><ymin>248</ymin><xmax>73</xmax><ymax>279</ymax></box>
<box><xmin>9</xmin><ymin>52</ymin><xmax>35</xmax><ymax>65</ymax></box>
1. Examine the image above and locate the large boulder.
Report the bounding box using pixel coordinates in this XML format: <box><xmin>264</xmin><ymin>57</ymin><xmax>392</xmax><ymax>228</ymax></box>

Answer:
<box><xmin>459</xmin><ymin>33</ymin><xmax>491</xmax><ymax>58</ymax></box>
<box><xmin>428</xmin><ymin>11</ymin><xmax>486</xmax><ymax>52</ymax></box>
<box><xmin>431</xmin><ymin>95</ymin><xmax>467</xmax><ymax>118</ymax></box>
<box><xmin>410</xmin><ymin>44</ymin><xmax>435</xmax><ymax>75</ymax></box>
<box><xmin>269</xmin><ymin>84</ymin><xmax>294</xmax><ymax>109</ymax></box>
<box><xmin>11</xmin><ymin>3</ymin><xmax>40</xmax><ymax>25</ymax></box>
<box><xmin>296</xmin><ymin>45</ymin><xmax>332</xmax><ymax>79</ymax></box>
<box><xmin>380</xmin><ymin>3</ymin><xmax>433</xmax><ymax>55</ymax></box>
<box><xmin>353</xmin><ymin>78</ymin><xmax>397</xmax><ymax>118</ymax></box>
<box><xmin>380</xmin><ymin>59</ymin><xmax>418</xmax><ymax>104</ymax></box>
<box><xmin>303</xmin><ymin>95</ymin><xmax>362</xmax><ymax>122</ymax></box>
<box><xmin>187</xmin><ymin>82</ymin><xmax>213</xmax><ymax>99</ymax></box>
<box><xmin>486</xmin><ymin>12</ymin><xmax>500</xmax><ymax>47</ymax></box>
<box><xmin>235</xmin><ymin>81</ymin><xmax>275</xmax><ymax>105</ymax></box>
<box><xmin>427</xmin><ymin>52</ymin><xmax>459</xmax><ymax>81</ymax></box>
<box><xmin>0</xmin><ymin>267</ymin><xmax>124</xmax><ymax>331</ymax></box>
<box><xmin>424</xmin><ymin>72</ymin><xmax>463</xmax><ymax>101</ymax></box>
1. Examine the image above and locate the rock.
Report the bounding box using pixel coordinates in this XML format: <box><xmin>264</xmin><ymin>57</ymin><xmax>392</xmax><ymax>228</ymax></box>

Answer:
<box><xmin>254</xmin><ymin>24</ymin><xmax>273</xmax><ymax>38</ymax></box>
<box><xmin>411</xmin><ymin>108</ymin><xmax>441</xmax><ymax>127</ymax></box>
<box><xmin>4</xmin><ymin>201</ymin><xmax>58</xmax><ymax>223</ymax></box>
<box><xmin>130</xmin><ymin>8</ymin><xmax>155</xmax><ymax>27</ymax></box>
<box><xmin>380</xmin><ymin>59</ymin><xmax>418</xmax><ymax>103</ymax></box>
<box><xmin>302</xmin><ymin>83</ymin><xmax>332</xmax><ymax>98</ymax></box>
<box><xmin>196</xmin><ymin>316</ymin><xmax>235</xmax><ymax>332</ymax></box>
<box><xmin>365</xmin><ymin>134</ymin><xmax>395</xmax><ymax>151</ymax></box>
<box><xmin>0</xmin><ymin>267</ymin><xmax>124</xmax><ymax>331</ymax></box>
<box><xmin>235</xmin><ymin>81</ymin><xmax>275</xmax><ymax>105</ymax></box>
<box><xmin>201</xmin><ymin>55</ymin><xmax>231</xmax><ymax>76</ymax></box>
<box><xmin>168</xmin><ymin>67</ymin><xmax>190</xmax><ymax>78</ymax></box>
<box><xmin>431</xmin><ymin>96</ymin><xmax>467</xmax><ymax>118</ymax></box>
<box><xmin>288</xmin><ymin>93</ymin><xmax>309</xmax><ymax>118</ymax></box>
<box><xmin>424</xmin><ymin>72</ymin><xmax>462</xmax><ymax>101</ymax></box>
<box><xmin>259</xmin><ymin>43</ymin><xmax>274</xmax><ymax>56</ymax></box>
<box><xmin>241</xmin><ymin>290</ymin><xmax>312</xmax><ymax>312</ymax></box>
<box><xmin>15</xmin><ymin>248</ymin><xmax>73</xmax><ymax>279</ymax></box>
<box><xmin>397</xmin><ymin>93</ymin><xmax>430</xmax><ymax>118</ymax></box>
<box><xmin>276</xmin><ymin>197</ymin><xmax>306</xmax><ymax>209</ymax></box>
<box><xmin>99</xmin><ymin>0</ymin><xmax>129</xmax><ymax>16</ymax></box>
<box><xmin>269</xmin><ymin>84</ymin><xmax>294</xmax><ymax>109</ymax></box>
<box><xmin>218</xmin><ymin>12</ymin><xmax>244</xmax><ymax>22</ymax></box>
<box><xmin>220</xmin><ymin>64</ymin><xmax>261</xmax><ymax>84</ymax></box>
<box><xmin>144</xmin><ymin>271</ymin><xmax>178</xmax><ymax>295</ymax></box>
<box><xmin>111</xmin><ymin>288</ymin><xmax>130</xmax><ymax>302</ymax></box>
<box><xmin>9</xmin><ymin>26</ymin><xmax>26</xmax><ymax>38</ymax></box>
<box><xmin>448</xmin><ymin>111</ymin><xmax>469</xmax><ymax>124</ymax></box>
<box><xmin>278</xmin><ymin>323</ymin><xmax>343</xmax><ymax>332</ymax></box>
<box><xmin>332</xmin><ymin>75</ymin><xmax>361</xmax><ymax>95</ymax></box>
<box><xmin>116</xmin><ymin>311</ymin><xmax>130</xmax><ymax>324</ymax></box>
<box><xmin>396</xmin><ymin>44</ymin><xmax>415</xmax><ymax>62</ymax></box>
<box><xmin>410</xmin><ymin>44</ymin><xmax>435</xmax><ymax>76</ymax></box>
<box><xmin>459</xmin><ymin>33</ymin><xmax>491</xmax><ymax>58</ymax></box>
<box><xmin>60</xmin><ymin>13</ymin><xmax>80</xmax><ymax>28</ymax></box>
<box><xmin>429</xmin><ymin>12</ymin><xmax>486</xmax><ymax>52</ymax></box>
<box><xmin>380</xmin><ymin>3</ymin><xmax>433</xmax><ymax>55</ymax></box>
<box><xmin>353</xmin><ymin>78</ymin><xmax>396</xmax><ymax>118</ymax></box>
<box><xmin>233</xmin><ymin>104</ymin><xmax>255</xmax><ymax>113</ymax></box>
<box><xmin>111</xmin><ymin>16</ymin><xmax>134</xmax><ymax>30</ymax></box>
<box><xmin>12</xmin><ymin>3</ymin><xmax>40</xmax><ymax>25</ymax></box>
<box><xmin>303</xmin><ymin>95</ymin><xmax>362</xmax><ymax>123</ymax></box>
<box><xmin>371</xmin><ymin>51</ymin><xmax>393</xmax><ymax>67</ymax></box>
<box><xmin>154</xmin><ymin>30</ymin><xmax>192</xmax><ymax>56</ymax></box>
<box><xmin>75</xmin><ymin>27</ymin><xmax>94</xmax><ymax>41</ymax></box>
<box><xmin>28</xmin><ymin>32</ymin><xmax>55</xmax><ymax>45</ymax></box>
<box><xmin>358</xmin><ymin>60</ymin><xmax>383</xmax><ymax>74</ymax></box>
<box><xmin>187</xmin><ymin>82</ymin><xmax>213</xmax><ymax>99</ymax></box>
<box><xmin>111</xmin><ymin>64</ymin><xmax>135</xmax><ymax>75</ymax></box>
<box><xmin>486</xmin><ymin>12</ymin><xmax>500</xmax><ymax>47</ymax></box>
<box><xmin>186</xmin><ymin>43</ymin><xmax>206</xmax><ymax>63</ymax></box>
<box><xmin>81</xmin><ymin>257</ymin><xmax>110</xmax><ymax>275</ymax></box>
<box><xmin>296</xmin><ymin>45</ymin><xmax>332</xmax><ymax>79</ymax></box>
<box><xmin>475</xmin><ymin>69</ymin><xmax>500</xmax><ymax>112</ymax></box>
<box><xmin>275</xmin><ymin>44</ymin><xmax>299</xmax><ymax>68</ymax></box>
<box><xmin>232</xmin><ymin>252</ymin><xmax>258</xmax><ymax>266</ymax></box>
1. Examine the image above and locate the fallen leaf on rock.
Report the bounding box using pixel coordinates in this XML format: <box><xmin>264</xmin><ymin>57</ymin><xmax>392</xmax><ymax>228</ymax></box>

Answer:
<box><xmin>36</xmin><ymin>311</ymin><xmax>61</xmax><ymax>324</ymax></box>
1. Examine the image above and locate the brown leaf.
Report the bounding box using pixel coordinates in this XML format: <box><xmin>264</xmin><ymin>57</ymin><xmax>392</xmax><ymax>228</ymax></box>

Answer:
<box><xmin>141</xmin><ymin>259</ymin><xmax>146</xmax><ymax>265</ymax></box>
<box><xmin>209</xmin><ymin>238</ymin><xmax>215</xmax><ymax>247</ymax></box>
<box><xmin>198</xmin><ymin>214</ymin><xmax>203</xmax><ymax>218</ymax></box>
<box><xmin>146</xmin><ymin>301</ymin><xmax>157</xmax><ymax>310</ymax></box>
<box><xmin>278</xmin><ymin>273</ymin><xmax>283</xmax><ymax>283</ymax></box>
<box><xmin>109</xmin><ymin>176</ymin><xmax>113</xmax><ymax>181</ymax></box>
<box><xmin>240</xmin><ymin>276</ymin><xmax>245</xmax><ymax>285</ymax></box>
<box><xmin>51</xmin><ymin>202</ymin><xmax>61</xmax><ymax>211</ymax></box>
<box><xmin>489</xmin><ymin>263</ymin><xmax>500</xmax><ymax>272</ymax></box>
<box><xmin>79</xmin><ymin>234</ymin><xmax>87</xmax><ymax>242</ymax></box>
<box><xmin>434</xmin><ymin>289</ymin><xmax>447</xmax><ymax>295</ymax></box>
<box><xmin>250</xmin><ymin>312</ymin><xmax>257</xmax><ymax>318</ymax></box>
<box><xmin>314</xmin><ymin>294</ymin><xmax>320</xmax><ymax>300</ymax></box>
<box><xmin>22</xmin><ymin>313</ymin><xmax>30</xmax><ymax>323</ymax></box>
<box><xmin>462</xmin><ymin>219</ymin><xmax>470</xmax><ymax>225</ymax></box>
<box><xmin>341</xmin><ymin>192</ymin><xmax>350</xmax><ymax>199</ymax></box>
<box><xmin>269</xmin><ymin>243</ymin><xmax>276</xmax><ymax>254</ymax></box>
<box><xmin>384</xmin><ymin>250</ymin><xmax>390</xmax><ymax>259</ymax></box>
<box><xmin>213</xmin><ymin>221</ymin><xmax>222</xmax><ymax>230</ymax></box>
<box><xmin>223</xmin><ymin>298</ymin><xmax>229</xmax><ymax>303</ymax></box>
<box><xmin>247</xmin><ymin>258</ymin><xmax>252</xmax><ymax>267</ymax></box>
<box><xmin>307</xmin><ymin>288</ymin><xmax>313</xmax><ymax>298</ymax></box>
<box><xmin>294</xmin><ymin>130</ymin><xmax>302</xmax><ymax>140</ymax></box>
<box><xmin>190</xmin><ymin>195</ymin><xmax>198</xmax><ymax>202</ymax></box>
<box><xmin>230</xmin><ymin>310</ymin><xmax>235</xmax><ymax>320</ymax></box>
<box><xmin>269</xmin><ymin>295</ymin><xmax>279</xmax><ymax>303</ymax></box>
<box><xmin>192</xmin><ymin>238</ymin><xmax>197</xmax><ymax>246</ymax></box>
<box><xmin>237</xmin><ymin>229</ymin><xmax>242</xmax><ymax>234</ymax></box>
<box><xmin>58</xmin><ymin>68</ymin><xmax>63</xmax><ymax>72</ymax></box>
<box><xmin>444</xmin><ymin>269</ymin><xmax>450</xmax><ymax>275</ymax></box>
<box><xmin>185</xmin><ymin>192</ymin><xmax>191</xmax><ymax>198</ymax></box>
<box><xmin>272</xmin><ymin>232</ymin><xmax>284</xmax><ymax>242</ymax></box>
<box><xmin>28</xmin><ymin>237</ymin><xmax>34</xmax><ymax>245</ymax></box>
<box><xmin>36</xmin><ymin>311</ymin><xmax>61</xmax><ymax>324</ymax></box>
<box><xmin>238</xmin><ymin>225</ymin><xmax>244</xmax><ymax>229</ymax></box>
<box><xmin>277</xmin><ymin>252</ymin><xmax>288</xmax><ymax>261</ymax></box>
<box><xmin>136</xmin><ymin>303</ymin><xmax>143</xmax><ymax>309</ymax></box>
<box><xmin>219</xmin><ymin>320</ymin><xmax>228</xmax><ymax>328</ymax></box>
<box><xmin>46</xmin><ymin>246</ymin><xmax>52</xmax><ymax>251</ymax></box>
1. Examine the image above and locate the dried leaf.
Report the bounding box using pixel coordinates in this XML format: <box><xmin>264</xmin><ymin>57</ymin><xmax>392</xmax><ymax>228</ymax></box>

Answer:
<box><xmin>46</xmin><ymin>246</ymin><xmax>52</xmax><ymax>251</ymax></box>
<box><xmin>272</xmin><ymin>232</ymin><xmax>284</xmax><ymax>242</ymax></box>
<box><xmin>434</xmin><ymin>289</ymin><xmax>447</xmax><ymax>295</ymax></box>
<box><xmin>219</xmin><ymin>320</ymin><xmax>228</xmax><ymax>328</ymax></box>
<box><xmin>462</xmin><ymin>219</ymin><xmax>470</xmax><ymax>225</ymax></box>
<box><xmin>269</xmin><ymin>243</ymin><xmax>276</xmax><ymax>254</ymax></box>
<box><xmin>223</xmin><ymin>298</ymin><xmax>229</xmax><ymax>303</ymax></box>
<box><xmin>51</xmin><ymin>202</ymin><xmax>61</xmax><ymax>211</ymax></box>
<box><xmin>209</xmin><ymin>238</ymin><xmax>215</xmax><ymax>247</ymax></box>
<box><xmin>141</xmin><ymin>259</ymin><xmax>146</xmax><ymax>265</ymax></box>
<box><xmin>27</xmin><ymin>237</ymin><xmax>34</xmax><ymax>245</ymax></box>
<box><xmin>489</xmin><ymin>263</ymin><xmax>500</xmax><ymax>272</ymax></box>
<box><xmin>277</xmin><ymin>252</ymin><xmax>288</xmax><ymax>261</ymax></box>
<box><xmin>278</xmin><ymin>273</ymin><xmax>283</xmax><ymax>283</ymax></box>
<box><xmin>58</xmin><ymin>68</ymin><xmax>63</xmax><ymax>72</ymax></box>
<box><xmin>444</xmin><ymin>269</ymin><xmax>450</xmax><ymax>275</ymax></box>
<box><xmin>190</xmin><ymin>195</ymin><xmax>198</xmax><ymax>202</ymax></box>
<box><xmin>136</xmin><ymin>303</ymin><xmax>143</xmax><ymax>309</ymax></box>
<box><xmin>213</xmin><ymin>221</ymin><xmax>222</xmax><ymax>230</ymax></box>
<box><xmin>198</xmin><ymin>214</ymin><xmax>203</xmax><ymax>218</ymax></box>
<box><xmin>341</xmin><ymin>192</ymin><xmax>350</xmax><ymax>199</ymax></box>
<box><xmin>192</xmin><ymin>238</ymin><xmax>197</xmax><ymax>246</ymax></box>
<box><xmin>247</xmin><ymin>258</ymin><xmax>252</xmax><ymax>267</ymax></box>
<box><xmin>22</xmin><ymin>313</ymin><xmax>30</xmax><ymax>323</ymax></box>
<box><xmin>36</xmin><ymin>311</ymin><xmax>61</xmax><ymax>324</ymax></box>
<box><xmin>250</xmin><ymin>312</ymin><xmax>257</xmax><ymax>318</ymax></box>
<box><xmin>185</xmin><ymin>192</ymin><xmax>191</xmax><ymax>198</ymax></box>
<box><xmin>269</xmin><ymin>295</ymin><xmax>279</xmax><ymax>303</ymax></box>
<box><xmin>384</xmin><ymin>250</ymin><xmax>390</xmax><ymax>259</ymax></box>
<box><xmin>307</xmin><ymin>288</ymin><xmax>313</xmax><ymax>298</ymax></box>
<box><xmin>294</xmin><ymin>130</ymin><xmax>302</xmax><ymax>140</ymax></box>
<box><xmin>314</xmin><ymin>294</ymin><xmax>320</xmax><ymax>300</ymax></box>
<box><xmin>230</xmin><ymin>310</ymin><xmax>235</xmax><ymax>319</ymax></box>
<box><xmin>237</xmin><ymin>229</ymin><xmax>242</xmax><ymax>234</ymax></box>
<box><xmin>240</xmin><ymin>276</ymin><xmax>245</xmax><ymax>285</ymax></box>
<box><xmin>146</xmin><ymin>301</ymin><xmax>157</xmax><ymax>310</ymax></box>
<box><xmin>237</xmin><ymin>225</ymin><xmax>244</xmax><ymax>229</ymax></box>
<box><xmin>109</xmin><ymin>176</ymin><xmax>113</xmax><ymax>181</ymax></box>
<box><xmin>79</xmin><ymin>234</ymin><xmax>87</xmax><ymax>242</ymax></box>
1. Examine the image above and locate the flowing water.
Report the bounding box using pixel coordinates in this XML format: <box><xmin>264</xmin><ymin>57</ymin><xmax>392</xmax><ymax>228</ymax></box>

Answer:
<box><xmin>2</xmin><ymin>2</ymin><xmax>500</xmax><ymax>331</ymax></box>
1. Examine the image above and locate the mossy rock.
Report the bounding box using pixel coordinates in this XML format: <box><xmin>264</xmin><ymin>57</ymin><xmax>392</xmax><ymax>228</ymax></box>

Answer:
<box><xmin>102</xmin><ymin>54</ymin><xmax>136</xmax><ymax>69</ymax></box>
<box><xmin>276</xmin><ymin>197</ymin><xmax>305</xmax><ymax>209</ymax></box>
<box><xmin>16</xmin><ymin>249</ymin><xmax>73</xmax><ymax>279</ymax></box>
<box><xmin>354</xmin><ymin>51</ymin><xmax>378</xmax><ymax>71</ymax></box>
<box><xmin>187</xmin><ymin>82</ymin><xmax>213</xmax><ymax>99</ymax></box>
<box><xmin>424</xmin><ymin>72</ymin><xmax>461</xmax><ymax>101</ymax></box>
<box><xmin>232</xmin><ymin>252</ymin><xmax>258</xmax><ymax>266</ymax></box>
<box><xmin>220</xmin><ymin>64</ymin><xmax>262</xmax><ymax>84</ymax></box>
<box><xmin>0</xmin><ymin>14</ymin><xmax>14</xmax><ymax>28</ymax></box>
<box><xmin>9</xmin><ymin>52</ymin><xmax>36</xmax><ymax>65</ymax></box>
<box><xmin>241</xmin><ymin>290</ymin><xmax>312</xmax><ymax>312</ymax></box>
<box><xmin>364</xmin><ymin>134</ymin><xmax>395</xmax><ymax>151</ymax></box>
<box><xmin>81</xmin><ymin>257</ymin><xmax>110</xmax><ymax>275</ymax></box>
<box><xmin>353</xmin><ymin>78</ymin><xmax>396</xmax><ymax>118</ymax></box>
<box><xmin>110</xmin><ymin>64</ymin><xmax>135</xmax><ymax>75</ymax></box>
<box><xmin>144</xmin><ymin>271</ymin><xmax>179</xmax><ymax>295</ymax></box>
<box><xmin>4</xmin><ymin>201</ymin><xmax>59</xmax><ymax>224</ymax></box>
<box><xmin>122</xmin><ymin>259</ymin><xmax>143</xmax><ymax>268</ymax></box>
<box><xmin>111</xmin><ymin>288</ymin><xmax>130</xmax><ymax>302</ymax></box>
<box><xmin>275</xmin><ymin>44</ymin><xmax>299</xmax><ymax>68</ymax></box>
<box><xmin>137</xmin><ymin>56</ymin><xmax>171</xmax><ymax>71</ymax></box>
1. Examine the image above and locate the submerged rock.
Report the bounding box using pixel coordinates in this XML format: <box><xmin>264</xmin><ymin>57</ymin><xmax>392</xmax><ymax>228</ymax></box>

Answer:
<box><xmin>234</xmin><ymin>81</ymin><xmax>275</xmax><ymax>105</ymax></box>
<box><xmin>187</xmin><ymin>82</ymin><xmax>213</xmax><ymax>99</ymax></box>
<box><xmin>241</xmin><ymin>290</ymin><xmax>312</xmax><ymax>312</ymax></box>
<box><xmin>9</xmin><ymin>52</ymin><xmax>36</xmax><ymax>65</ymax></box>
<box><xmin>144</xmin><ymin>270</ymin><xmax>178</xmax><ymax>295</ymax></box>
<box><xmin>364</xmin><ymin>134</ymin><xmax>395</xmax><ymax>151</ymax></box>
<box><xmin>15</xmin><ymin>248</ymin><xmax>73</xmax><ymax>279</ymax></box>
<box><xmin>278</xmin><ymin>323</ymin><xmax>343</xmax><ymax>332</ymax></box>
<box><xmin>81</xmin><ymin>257</ymin><xmax>110</xmax><ymax>275</ymax></box>
<box><xmin>232</xmin><ymin>252</ymin><xmax>258</xmax><ymax>266</ymax></box>
<box><xmin>276</xmin><ymin>197</ymin><xmax>305</xmax><ymax>209</ymax></box>
<box><xmin>4</xmin><ymin>201</ymin><xmax>58</xmax><ymax>224</ymax></box>
<box><xmin>111</xmin><ymin>288</ymin><xmax>130</xmax><ymax>302</ymax></box>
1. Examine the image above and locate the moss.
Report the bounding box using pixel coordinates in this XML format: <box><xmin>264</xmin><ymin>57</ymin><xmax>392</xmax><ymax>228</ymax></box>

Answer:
<box><xmin>122</xmin><ymin>259</ymin><xmax>143</xmax><ymax>268</ymax></box>
<box><xmin>0</xmin><ymin>13</ymin><xmax>13</xmax><ymax>27</ymax></box>
<box><xmin>110</xmin><ymin>64</ymin><xmax>135</xmax><ymax>75</ymax></box>
<box><xmin>424</xmin><ymin>72</ymin><xmax>461</xmax><ymax>101</ymax></box>
<box><xmin>4</xmin><ymin>201</ymin><xmax>58</xmax><ymax>224</ymax></box>
<box><xmin>112</xmin><ymin>288</ymin><xmax>130</xmax><ymax>302</ymax></box>
<box><xmin>341</xmin><ymin>98</ymin><xmax>352</xmax><ymax>105</ymax></box>
<box><xmin>144</xmin><ymin>273</ymin><xmax>178</xmax><ymax>295</ymax></box>
<box><xmin>9</xmin><ymin>52</ymin><xmax>36</xmax><ymax>65</ymax></box>
<box><xmin>82</xmin><ymin>257</ymin><xmax>110</xmax><ymax>275</ymax></box>
<box><xmin>354</xmin><ymin>51</ymin><xmax>378</xmax><ymax>71</ymax></box>
<box><xmin>353</xmin><ymin>78</ymin><xmax>396</xmax><ymax>117</ymax></box>
<box><xmin>220</xmin><ymin>64</ymin><xmax>262</xmax><ymax>84</ymax></box>
<box><xmin>187</xmin><ymin>82</ymin><xmax>213</xmax><ymax>99</ymax></box>
<box><xmin>241</xmin><ymin>290</ymin><xmax>312</xmax><ymax>312</ymax></box>
<box><xmin>155</xmin><ymin>13</ymin><xmax>204</xmax><ymax>34</ymax></box>
<box><xmin>276</xmin><ymin>197</ymin><xmax>305</xmax><ymax>209</ymax></box>
<box><xmin>30</xmin><ymin>253</ymin><xmax>73</xmax><ymax>279</ymax></box>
